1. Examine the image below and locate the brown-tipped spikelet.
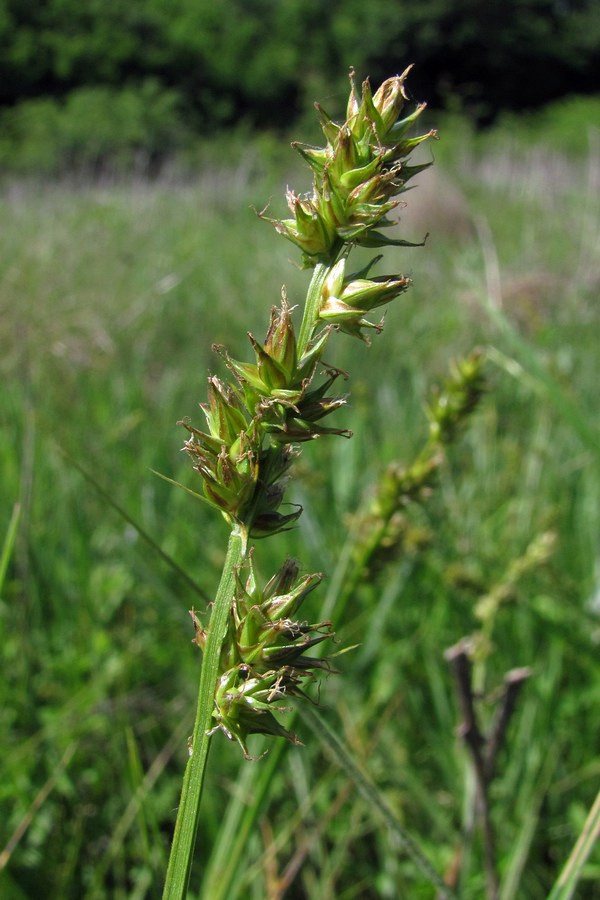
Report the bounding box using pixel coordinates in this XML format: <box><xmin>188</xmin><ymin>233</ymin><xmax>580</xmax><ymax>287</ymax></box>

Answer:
<box><xmin>182</xmin><ymin>293</ymin><xmax>353</xmax><ymax>535</ymax></box>
<box><xmin>263</xmin><ymin>67</ymin><xmax>437</xmax><ymax>271</ymax></box>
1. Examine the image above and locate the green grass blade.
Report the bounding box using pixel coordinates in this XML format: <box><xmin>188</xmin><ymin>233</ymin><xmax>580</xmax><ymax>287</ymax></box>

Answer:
<box><xmin>485</xmin><ymin>312</ymin><xmax>600</xmax><ymax>467</ymax></box>
<box><xmin>56</xmin><ymin>445</ymin><xmax>210</xmax><ymax>603</ymax></box>
<box><xmin>151</xmin><ymin>469</ymin><xmax>214</xmax><ymax>508</ymax></box>
<box><xmin>500</xmin><ymin>746</ymin><xmax>560</xmax><ymax>900</ymax></box>
<box><xmin>547</xmin><ymin>787</ymin><xmax>600</xmax><ymax>900</ymax></box>
<box><xmin>297</xmin><ymin>703</ymin><xmax>457</xmax><ymax>899</ymax></box>
<box><xmin>84</xmin><ymin>719</ymin><xmax>189</xmax><ymax>899</ymax></box>
<box><xmin>0</xmin><ymin>502</ymin><xmax>20</xmax><ymax>596</ymax></box>
<box><xmin>200</xmin><ymin>737</ymin><xmax>284</xmax><ymax>900</ymax></box>
<box><xmin>0</xmin><ymin>742</ymin><xmax>77</xmax><ymax>873</ymax></box>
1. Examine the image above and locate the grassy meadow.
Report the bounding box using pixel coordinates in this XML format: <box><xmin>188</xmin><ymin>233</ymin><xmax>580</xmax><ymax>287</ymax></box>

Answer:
<box><xmin>1</xmin><ymin>112</ymin><xmax>599</xmax><ymax>898</ymax></box>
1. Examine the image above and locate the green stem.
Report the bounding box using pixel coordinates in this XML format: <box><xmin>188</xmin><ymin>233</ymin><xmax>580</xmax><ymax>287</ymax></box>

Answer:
<box><xmin>297</xmin><ymin>260</ymin><xmax>331</xmax><ymax>359</ymax></box>
<box><xmin>163</xmin><ymin>525</ymin><xmax>247</xmax><ymax>900</ymax></box>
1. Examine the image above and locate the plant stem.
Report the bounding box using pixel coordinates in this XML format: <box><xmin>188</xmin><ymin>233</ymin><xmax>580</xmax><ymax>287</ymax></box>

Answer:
<box><xmin>163</xmin><ymin>525</ymin><xmax>247</xmax><ymax>900</ymax></box>
<box><xmin>164</xmin><ymin>250</ymin><xmax>336</xmax><ymax>899</ymax></box>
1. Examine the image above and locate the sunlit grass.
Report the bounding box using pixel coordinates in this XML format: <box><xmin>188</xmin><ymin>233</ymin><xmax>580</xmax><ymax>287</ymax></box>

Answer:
<box><xmin>1</xmin><ymin>122</ymin><xmax>599</xmax><ymax>896</ymax></box>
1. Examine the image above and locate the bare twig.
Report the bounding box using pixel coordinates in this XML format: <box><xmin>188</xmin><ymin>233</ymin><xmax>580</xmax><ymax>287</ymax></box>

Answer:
<box><xmin>445</xmin><ymin>644</ymin><xmax>533</xmax><ymax>900</ymax></box>
<box><xmin>445</xmin><ymin>640</ymin><xmax>499</xmax><ymax>900</ymax></box>
<box><xmin>484</xmin><ymin>667</ymin><xmax>531</xmax><ymax>781</ymax></box>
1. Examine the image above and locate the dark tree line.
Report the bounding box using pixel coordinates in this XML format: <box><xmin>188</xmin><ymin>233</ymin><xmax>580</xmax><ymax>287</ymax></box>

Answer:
<box><xmin>1</xmin><ymin>0</ymin><xmax>598</xmax><ymax>127</ymax></box>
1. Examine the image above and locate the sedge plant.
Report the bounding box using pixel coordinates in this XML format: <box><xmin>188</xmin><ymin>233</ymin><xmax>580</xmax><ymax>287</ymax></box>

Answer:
<box><xmin>163</xmin><ymin>67</ymin><xmax>440</xmax><ymax>898</ymax></box>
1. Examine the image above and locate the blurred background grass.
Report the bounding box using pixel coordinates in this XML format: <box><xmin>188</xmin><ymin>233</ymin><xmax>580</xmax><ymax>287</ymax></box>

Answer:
<box><xmin>1</xmin><ymin>105</ymin><xmax>599</xmax><ymax>897</ymax></box>
<box><xmin>1</xmin><ymin>1</ymin><xmax>600</xmax><ymax>895</ymax></box>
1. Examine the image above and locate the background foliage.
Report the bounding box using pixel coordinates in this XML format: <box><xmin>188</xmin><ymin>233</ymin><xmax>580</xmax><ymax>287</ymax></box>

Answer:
<box><xmin>1</xmin><ymin>3</ymin><xmax>599</xmax><ymax>896</ymax></box>
<box><xmin>1</xmin><ymin>102</ymin><xmax>599</xmax><ymax>895</ymax></box>
<box><xmin>1</xmin><ymin>0</ymin><xmax>600</xmax><ymax>176</ymax></box>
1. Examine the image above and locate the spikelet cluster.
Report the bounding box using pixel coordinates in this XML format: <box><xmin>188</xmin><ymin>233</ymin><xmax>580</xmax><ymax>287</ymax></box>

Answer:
<box><xmin>181</xmin><ymin>68</ymin><xmax>436</xmax><ymax>751</ymax></box>
<box><xmin>191</xmin><ymin>556</ymin><xmax>333</xmax><ymax>756</ymax></box>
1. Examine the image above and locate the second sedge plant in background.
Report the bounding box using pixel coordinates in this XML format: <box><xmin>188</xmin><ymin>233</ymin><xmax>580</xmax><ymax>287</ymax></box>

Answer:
<box><xmin>163</xmin><ymin>67</ymin><xmax>455</xmax><ymax>897</ymax></box>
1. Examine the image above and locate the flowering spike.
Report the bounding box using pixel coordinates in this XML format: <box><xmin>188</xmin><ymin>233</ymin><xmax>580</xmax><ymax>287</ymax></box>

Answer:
<box><xmin>264</xmin><ymin>65</ymin><xmax>435</xmax><ymax>268</ymax></box>
<box><xmin>191</xmin><ymin>555</ymin><xmax>334</xmax><ymax>753</ymax></box>
<box><xmin>177</xmin><ymin>67</ymin><xmax>436</xmax><ymax>761</ymax></box>
<box><xmin>426</xmin><ymin>351</ymin><xmax>487</xmax><ymax>445</ymax></box>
